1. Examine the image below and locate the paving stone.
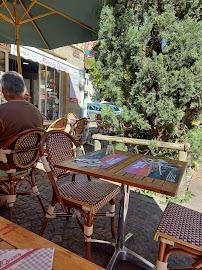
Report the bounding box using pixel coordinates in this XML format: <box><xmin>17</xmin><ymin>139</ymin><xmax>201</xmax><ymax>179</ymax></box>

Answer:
<box><xmin>52</xmin><ymin>234</ymin><xmax>62</xmax><ymax>243</ymax></box>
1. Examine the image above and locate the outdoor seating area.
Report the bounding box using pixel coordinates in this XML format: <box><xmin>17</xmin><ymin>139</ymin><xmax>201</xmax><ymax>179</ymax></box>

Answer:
<box><xmin>0</xmin><ymin>125</ymin><xmax>201</xmax><ymax>270</ymax></box>
<box><xmin>0</xmin><ymin>1</ymin><xmax>201</xmax><ymax>269</ymax></box>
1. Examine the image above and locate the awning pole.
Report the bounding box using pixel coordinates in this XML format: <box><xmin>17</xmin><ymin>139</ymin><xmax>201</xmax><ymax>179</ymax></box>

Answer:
<box><xmin>14</xmin><ymin>0</ymin><xmax>22</xmax><ymax>74</ymax></box>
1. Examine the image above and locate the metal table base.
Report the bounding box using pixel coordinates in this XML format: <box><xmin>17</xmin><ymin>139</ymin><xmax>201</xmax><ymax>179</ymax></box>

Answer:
<box><xmin>107</xmin><ymin>184</ymin><xmax>156</xmax><ymax>270</ymax></box>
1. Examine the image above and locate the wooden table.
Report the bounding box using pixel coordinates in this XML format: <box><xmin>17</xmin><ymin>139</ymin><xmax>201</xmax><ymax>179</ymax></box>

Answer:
<box><xmin>55</xmin><ymin>150</ymin><xmax>187</xmax><ymax>270</ymax></box>
<box><xmin>0</xmin><ymin>217</ymin><xmax>104</xmax><ymax>270</ymax></box>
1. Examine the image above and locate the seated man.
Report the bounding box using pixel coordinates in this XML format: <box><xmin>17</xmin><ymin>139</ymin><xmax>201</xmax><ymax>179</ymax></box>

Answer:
<box><xmin>0</xmin><ymin>71</ymin><xmax>43</xmax><ymax>171</ymax></box>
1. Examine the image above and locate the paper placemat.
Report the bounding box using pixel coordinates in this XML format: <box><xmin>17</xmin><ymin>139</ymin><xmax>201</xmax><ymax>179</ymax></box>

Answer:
<box><xmin>0</xmin><ymin>248</ymin><xmax>54</xmax><ymax>270</ymax></box>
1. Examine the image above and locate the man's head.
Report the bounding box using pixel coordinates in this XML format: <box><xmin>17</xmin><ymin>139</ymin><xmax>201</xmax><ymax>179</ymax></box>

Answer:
<box><xmin>1</xmin><ymin>71</ymin><xmax>25</xmax><ymax>101</ymax></box>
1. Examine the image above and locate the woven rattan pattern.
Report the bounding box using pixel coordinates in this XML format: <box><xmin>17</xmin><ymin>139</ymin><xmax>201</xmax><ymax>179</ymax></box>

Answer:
<box><xmin>14</xmin><ymin>133</ymin><xmax>40</xmax><ymax>168</ymax></box>
<box><xmin>73</xmin><ymin>118</ymin><xmax>88</xmax><ymax>136</ymax></box>
<box><xmin>156</xmin><ymin>202</ymin><xmax>202</xmax><ymax>248</ymax></box>
<box><xmin>46</xmin><ymin>133</ymin><xmax>73</xmax><ymax>177</ymax></box>
<box><xmin>59</xmin><ymin>179</ymin><xmax>120</xmax><ymax>213</ymax></box>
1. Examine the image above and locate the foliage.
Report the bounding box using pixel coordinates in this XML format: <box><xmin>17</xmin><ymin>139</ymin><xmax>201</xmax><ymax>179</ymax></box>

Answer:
<box><xmin>88</xmin><ymin>0</ymin><xmax>201</xmax><ymax>146</ymax></box>
<box><xmin>133</xmin><ymin>189</ymin><xmax>195</xmax><ymax>204</ymax></box>
<box><xmin>115</xmin><ymin>143</ymin><xmax>128</xmax><ymax>151</ymax></box>
<box><xmin>180</xmin><ymin>126</ymin><xmax>202</xmax><ymax>167</ymax></box>
<box><xmin>101</xmin><ymin>104</ymin><xmax>121</xmax><ymax>133</ymax></box>
<box><xmin>159</xmin><ymin>190</ymin><xmax>195</xmax><ymax>204</ymax></box>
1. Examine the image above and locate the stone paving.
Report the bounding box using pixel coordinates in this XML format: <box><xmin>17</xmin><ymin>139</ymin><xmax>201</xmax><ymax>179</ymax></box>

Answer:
<box><xmin>0</xmin><ymin>142</ymin><xmax>200</xmax><ymax>269</ymax></box>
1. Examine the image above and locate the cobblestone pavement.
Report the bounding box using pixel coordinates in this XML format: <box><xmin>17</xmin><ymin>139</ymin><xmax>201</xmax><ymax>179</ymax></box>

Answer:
<box><xmin>0</xmin><ymin>142</ymin><xmax>199</xmax><ymax>269</ymax></box>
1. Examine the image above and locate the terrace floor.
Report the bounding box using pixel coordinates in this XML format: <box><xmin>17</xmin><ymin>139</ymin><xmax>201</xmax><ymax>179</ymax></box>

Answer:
<box><xmin>0</xmin><ymin>143</ymin><xmax>201</xmax><ymax>270</ymax></box>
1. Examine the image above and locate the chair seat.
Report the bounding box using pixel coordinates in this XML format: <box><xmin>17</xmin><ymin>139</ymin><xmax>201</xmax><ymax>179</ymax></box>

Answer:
<box><xmin>154</xmin><ymin>202</ymin><xmax>202</xmax><ymax>251</ymax></box>
<box><xmin>0</xmin><ymin>169</ymin><xmax>32</xmax><ymax>180</ymax></box>
<box><xmin>59</xmin><ymin>179</ymin><xmax>120</xmax><ymax>213</ymax></box>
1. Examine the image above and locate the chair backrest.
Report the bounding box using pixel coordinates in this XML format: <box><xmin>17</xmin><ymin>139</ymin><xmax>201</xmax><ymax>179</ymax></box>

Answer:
<box><xmin>39</xmin><ymin>130</ymin><xmax>81</xmax><ymax>212</ymax></box>
<box><xmin>39</xmin><ymin>130</ymin><xmax>80</xmax><ymax>178</ymax></box>
<box><xmin>95</xmin><ymin>114</ymin><xmax>109</xmax><ymax>133</ymax></box>
<box><xmin>48</xmin><ymin>118</ymin><xmax>67</xmax><ymax>130</ymax></box>
<box><xmin>1</xmin><ymin>128</ymin><xmax>45</xmax><ymax>170</ymax></box>
<box><xmin>67</xmin><ymin>113</ymin><xmax>79</xmax><ymax>124</ymax></box>
<box><xmin>72</xmin><ymin>118</ymin><xmax>88</xmax><ymax>137</ymax></box>
<box><xmin>41</xmin><ymin>113</ymin><xmax>49</xmax><ymax>120</ymax></box>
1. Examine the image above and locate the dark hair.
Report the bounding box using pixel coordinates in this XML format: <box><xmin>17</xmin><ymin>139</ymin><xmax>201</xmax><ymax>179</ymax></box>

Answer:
<box><xmin>1</xmin><ymin>71</ymin><xmax>25</xmax><ymax>97</ymax></box>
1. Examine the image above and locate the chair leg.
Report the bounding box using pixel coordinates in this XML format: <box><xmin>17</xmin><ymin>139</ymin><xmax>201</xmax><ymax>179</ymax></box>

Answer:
<box><xmin>39</xmin><ymin>217</ymin><xmax>49</xmax><ymax>236</ymax></box>
<box><xmin>72</xmin><ymin>173</ymin><xmax>76</xmax><ymax>181</ymax></box>
<box><xmin>39</xmin><ymin>199</ymin><xmax>57</xmax><ymax>236</ymax></box>
<box><xmin>9</xmin><ymin>205</ymin><xmax>13</xmax><ymax>221</ymax></box>
<box><xmin>109</xmin><ymin>198</ymin><xmax>116</xmax><ymax>238</ymax></box>
<box><xmin>80</xmin><ymin>144</ymin><xmax>85</xmax><ymax>155</ymax></box>
<box><xmin>7</xmin><ymin>181</ymin><xmax>16</xmax><ymax>221</ymax></box>
<box><xmin>156</xmin><ymin>240</ymin><xmax>167</xmax><ymax>270</ymax></box>
<box><xmin>7</xmin><ymin>194</ymin><xmax>16</xmax><ymax>221</ymax></box>
<box><xmin>85</xmin><ymin>211</ymin><xmax>94</xmax><ymax>261</ymax></box>
<box><xmin>31</xmin><ymin>170</ymin><xmax>46</xmax><ymax>214</ymax></box>
<box><xmin>37</xmin><ymin>193</ymin><xmax>46</xmax><ymax>214</ymax></box>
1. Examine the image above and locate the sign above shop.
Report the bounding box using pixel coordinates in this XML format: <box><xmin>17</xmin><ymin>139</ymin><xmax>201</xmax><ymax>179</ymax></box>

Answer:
<box><xmin>11</xmin><ymin>45</ymin><xmax>83</xmax><ymax>76</ymax></box>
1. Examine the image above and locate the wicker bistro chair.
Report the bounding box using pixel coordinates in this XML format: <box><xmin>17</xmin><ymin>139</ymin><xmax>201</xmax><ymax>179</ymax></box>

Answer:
<box><xmin>67</xmin><ymin>112</ymin><xmax>79</xmax><ymax>124</ymax></box>
<box><xmin>47</xmin><ymin>118</ymin><xmax>67</xmax><ymax>131</ymax></box>
<box><xmin>154</xmin><ymin>202</ymin><xmax>202</xmax><ymax>270</ymax></box>
<box><xmin>0</xmin><ymin>128</ymin><xmax>46</xmax><ymax>220</ymax></box>
<box><xmin>89</xmin><ymin>114</ymin><xmax>109</xmax><ymax>146</ymax></box>
<box><xmin>39</xmin><ymin>130</ymin><xmax>120</xmax><ymax>261</ymax></box>
<box><xmin>69</xmin><ymin>118</ymin><xmax>88</xmax><ymax>155</ymax></box>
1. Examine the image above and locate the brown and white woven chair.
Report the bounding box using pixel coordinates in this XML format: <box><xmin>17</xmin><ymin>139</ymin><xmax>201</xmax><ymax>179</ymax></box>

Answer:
<box><xmin>0</xmin><ymin>128</ymin><xmax>46</xmax><ymax>220</ymax></box>
<box><xmin>67</xmin><ymin>112</ymin><xmax>79</xmax><ymax>124</ymax></box>
<box><xmin>154</xmin><ymin>202</ymin><xmax>202</xmax><ymax>270</ymax></box>
<box><xmin>39</xmin><ymin>130</ymin><xmax>120</xmax><ymax>261</ymax></box>
<box><xmin>69</xmin><ymin>117</ymin><xmax>88</xmax><ymax>155</ymax></box>
<box><xmin>47</xmin><ymin>117</ymin><xmax>67</xmax><ymax>131</ymax></box>
<box><xmin>89</xmin><ymin>114</ymin><xmax>109</xmax><ymax>146</ymax></box>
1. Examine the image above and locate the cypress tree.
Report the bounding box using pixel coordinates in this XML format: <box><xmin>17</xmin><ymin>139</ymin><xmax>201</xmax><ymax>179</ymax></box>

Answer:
<box><xmin>92</xmin><ymin>0</ymin><xmax>201</xmax><ymax>142</ymax></box>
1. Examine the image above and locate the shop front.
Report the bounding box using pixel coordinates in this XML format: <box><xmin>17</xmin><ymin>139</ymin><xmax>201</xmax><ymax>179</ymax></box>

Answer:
<box><xmin>0</xmin><ymin>44</ymin><xmax>85</xmax><ymax>120</ymax></box>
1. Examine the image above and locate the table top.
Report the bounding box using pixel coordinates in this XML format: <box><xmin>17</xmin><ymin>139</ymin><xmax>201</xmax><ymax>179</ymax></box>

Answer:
<box><xmin>0</xmin><ymin>217</ymin><xmax>104</xmax><ymax>270</ymax></box>
<box><xmin>56</xmin><ymin>150</ymin><xmax>187</xmax><ymax>197</ymax></box>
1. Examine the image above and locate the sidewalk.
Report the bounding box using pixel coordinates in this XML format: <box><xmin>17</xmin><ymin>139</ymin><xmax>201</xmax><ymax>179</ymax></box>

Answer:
<box><xmin>0</xmin><ymin>145</ymin><xmax>201</xmax><ymax>269</ymax></box>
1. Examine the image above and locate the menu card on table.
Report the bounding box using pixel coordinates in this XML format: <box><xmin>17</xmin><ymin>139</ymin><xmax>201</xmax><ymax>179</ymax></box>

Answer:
<box><xmin>0</xmin><ymin>248</ymin><xmax>54</xmax><ymax>270</ymax></box>
<box><xmin>123</xmin><ymin>158</ymin><xmax>184</xmax><ymax>183</ymax></box>
<box><xmin>75</xmin><ymin>150</ymin><xmax>129</xmax><ymax>168</ymax></box>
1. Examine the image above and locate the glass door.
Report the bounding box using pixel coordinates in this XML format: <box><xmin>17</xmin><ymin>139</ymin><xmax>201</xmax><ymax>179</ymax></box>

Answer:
<box><xmin>38</xmin><ymin>65</ymin><xmax>60</xmax><ymax>120</ymax></box>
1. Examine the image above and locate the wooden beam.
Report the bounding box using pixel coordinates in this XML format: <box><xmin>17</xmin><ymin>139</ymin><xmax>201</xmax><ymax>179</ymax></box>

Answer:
<box><xmin>19</xmin><ymin>0</ymin><xmax>50</xmax><ymax>49</ymax></box>
<box><xmin>0</xmin><ymin>12</ymin><xmax>13</xmax><ymax>23</ymax></box>
<box><xmin>35</xmin><ymin>0</ymin><xmax>96</xmax><ymax>33</ymax></box>
<box><xmin>20</xmin><ymin>11</ymin><xmax>55</xmax><ymax>24</ymax></box>
<box><xmin>14</xmin><ymin>0</ymin><xmax>22</xmax><ymax>74</ymax></box>
<box><xmin>2</xmin><ymin>0</ymin><xmax>14</xmax><ymax>21</ymax></box>
<box><xmin>18</xmin><ymin>0</ymin><xmax>36</xmax><ymax>22</ymax></box>
<box><xmin>92</xmin><ymin>134</ymin><xmax>190</xmax><ymax>152</ymax></box>
<box><xmin>0</xmin><ymin>1</ymin><xmax>5</xmax><ymax>9</ymax></box>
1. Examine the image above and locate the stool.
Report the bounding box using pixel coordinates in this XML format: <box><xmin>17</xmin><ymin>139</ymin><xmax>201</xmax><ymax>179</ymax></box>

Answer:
<box><xmin>154</xmin><ymin>202</ymin><xmax>202</xmax><ymax>270</ymax></box>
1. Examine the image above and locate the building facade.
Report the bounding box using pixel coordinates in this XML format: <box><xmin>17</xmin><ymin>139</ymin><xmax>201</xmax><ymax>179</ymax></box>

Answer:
<box><xmin>0</xmin><ymin>43</ymin><xmax>86</xmax><ymax>120</ymax></box>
